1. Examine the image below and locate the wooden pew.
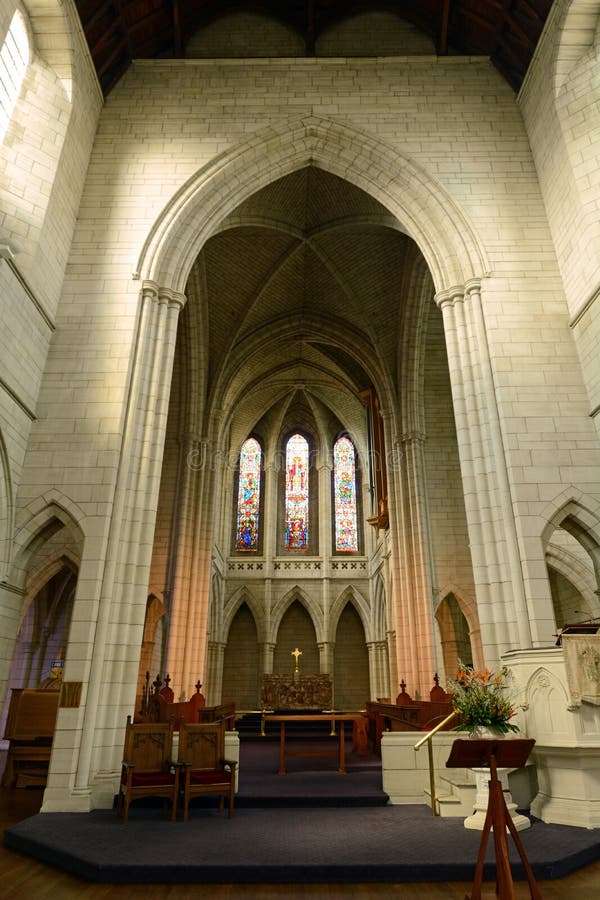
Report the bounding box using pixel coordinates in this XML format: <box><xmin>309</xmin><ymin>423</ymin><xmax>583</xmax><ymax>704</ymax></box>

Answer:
<box><xmin>1</xmin><ymin>688</ymin><xmax>60</xmax><ymax>787</ymax></box>
<box><xmin>157</xmin><ymin>698</ymin><xmax>236</xmax><ymax>731</ymax></box>
<box><xmin>366</xmin><ymin>676</ymin><xmax>454</xmax><ymax>754</ymax></box>
<box><xmin>138</xmin><ymin>674</ymin><xmax>236</xmax><ymax>730</ymax></box>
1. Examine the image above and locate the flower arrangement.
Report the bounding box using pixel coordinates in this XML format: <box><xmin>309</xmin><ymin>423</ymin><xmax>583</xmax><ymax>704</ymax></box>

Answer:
<box><xmin>449</xmin><ymin>663</ymin><xmax>519</xmax><ymax>734</ymax></box>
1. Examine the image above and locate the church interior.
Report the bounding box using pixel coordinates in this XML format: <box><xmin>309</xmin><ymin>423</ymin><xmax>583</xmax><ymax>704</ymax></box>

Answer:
<box><xmin>2</xmin><ymin>0</ymin><xmax>600</xmax><ymax>893</ymax></box>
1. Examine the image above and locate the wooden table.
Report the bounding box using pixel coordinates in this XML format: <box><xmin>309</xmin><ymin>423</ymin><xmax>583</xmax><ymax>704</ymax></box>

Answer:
<box><xmin>260</xmin><ymin>713</ymin><xmax>366</xmax><ymax>774</ymax></box>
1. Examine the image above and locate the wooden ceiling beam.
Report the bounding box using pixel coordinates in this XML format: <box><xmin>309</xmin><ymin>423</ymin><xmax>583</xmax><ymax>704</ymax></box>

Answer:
<box><xmin>79</xmin><ymin>0</ymin><xmax>115</xmax><ymax>32</ymax></box>
<box><xmin>306</xmin><ymin>0</ymin><xmax>316</xmax><ymax>56</ymax></box>
<box><xmin>113</xmin><ymin>0</ymin><xmax>133</xmax><ymax>58</ymax></box>
<box><xmin>173</xmin><ymin>0</ymin><xmax>184</xmax><ymax>56</ymax></box>
<box><xmin>97</xmin><ymin>36</ymin><xmax>128</xmax><ymax>78</ymax></box>
<box><xmin>90</xmin><ymin>16</ymin><xmax>122</xmax><ymax>58</ymax></box>
<box><xmin>438</xmin><ymin>0</ymin><xmax>451</xmax><ymax>56</ymax></box>
<box><xmin>456</xmin><ymin>6</ymin><xmax>496</xmax><ymax>36</ymax></box>
<box><xmin>74</xmin><ymin>0</ymin><xmax>552</xmax><ymax>95</ymax></box>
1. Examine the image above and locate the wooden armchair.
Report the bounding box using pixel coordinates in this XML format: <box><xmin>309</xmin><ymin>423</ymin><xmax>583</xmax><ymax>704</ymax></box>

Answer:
<box><xmin>178</xmin><ymin>719</ymin><xmax>237</xmax><ymax>821</ymax></box>
<box><xmin>116</xmin><ymin>716</ymin><xmax>179</xmax><ymax>823</ymax></box>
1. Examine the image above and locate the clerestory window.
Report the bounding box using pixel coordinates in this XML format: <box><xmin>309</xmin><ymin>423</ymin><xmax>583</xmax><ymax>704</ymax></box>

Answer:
<box><xmin>284</xmin><ymin>433</ymin><xmax>309</xmax><ymax>550</ymax></box>
<box><xmin>0</xmin><ymin>10</ymin><xmax>30</xmax><ymax>143</ymax></box>
<box><xmin>234</xmin><ymin>437</ymin><xmax>262</xmax><ymax>551</ymax></box>
<box><xmin>333</xmin><ymin>436</ymin><xmax>359</xmax><ymax>552</ymax></box>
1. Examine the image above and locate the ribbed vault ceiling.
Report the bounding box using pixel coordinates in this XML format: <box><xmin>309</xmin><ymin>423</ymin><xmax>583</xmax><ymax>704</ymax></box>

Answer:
<box><xmin>182</xmin><ymin>166</ymin><xmax>433</xmax><ymax>450</ymax></box>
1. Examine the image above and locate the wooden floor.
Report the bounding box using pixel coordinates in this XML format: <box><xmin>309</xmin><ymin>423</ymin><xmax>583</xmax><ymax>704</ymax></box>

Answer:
<box><xmin>1</xmin><ymin>787</ymin><xmax>599</xmax><ymax>899</ymax></box>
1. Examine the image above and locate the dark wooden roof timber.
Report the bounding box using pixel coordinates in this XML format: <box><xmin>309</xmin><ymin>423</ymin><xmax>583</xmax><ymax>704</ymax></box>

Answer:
<box><xmin>74</xmin><ymin>0</ymin><xmax>554</xmax><ymax>96</ymax></box>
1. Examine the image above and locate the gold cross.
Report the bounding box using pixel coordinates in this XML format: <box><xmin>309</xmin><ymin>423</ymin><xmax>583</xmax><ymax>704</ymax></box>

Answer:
<box><xmin>291</xmin><ymin>647</ymin><xmax>303</xmax><ymax>672</ymax></box>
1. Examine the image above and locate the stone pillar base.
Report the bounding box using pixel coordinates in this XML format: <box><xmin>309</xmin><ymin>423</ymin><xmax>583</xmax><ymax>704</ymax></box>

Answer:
<box><xmin>465</xmin><ymin>765</ymin><xmax>531</xmax><ymax>831</ymax></box>
<box><xmin>464</xmin><ymin>798</ymin><xmax>531</xmax><ymax>831</ymax></box>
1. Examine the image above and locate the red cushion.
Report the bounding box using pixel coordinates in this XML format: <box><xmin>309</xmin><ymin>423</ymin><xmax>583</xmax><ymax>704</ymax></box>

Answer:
<box><xmin>189</xmin><ymin>770</ymin><xmax>231</xmax><ymax>785</ymax></box>
<box><xmin>122</xmin><ymin>771</ymin><xmax>175</xmax><ymax>786</ymax></box>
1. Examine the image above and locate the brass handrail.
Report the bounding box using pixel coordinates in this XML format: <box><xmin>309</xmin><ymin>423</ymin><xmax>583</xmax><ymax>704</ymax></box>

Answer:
<box><xmin>414</xmin><ymin>711</ymin><xmax>458</xmax><ymax>816</ymax></box>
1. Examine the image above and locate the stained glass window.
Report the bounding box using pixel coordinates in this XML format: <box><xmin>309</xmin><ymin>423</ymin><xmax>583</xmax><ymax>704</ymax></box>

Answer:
<box><xmin>235</xmin><ymin>438</ymin><xmax>261</xmax><ymax>551</ymax></box>
<box><xmin>285</xmin><ymin>433</ymin><xmax>309</xmax><ymax>550</ymax></box>
<box><xmin>334</xmin><ymin>437</ymin><xmax>358</xmax><ymax>552</ymax></box>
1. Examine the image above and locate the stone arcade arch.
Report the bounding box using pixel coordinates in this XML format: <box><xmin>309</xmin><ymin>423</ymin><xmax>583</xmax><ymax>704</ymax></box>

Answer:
<box><xmin>541</xmin><ymin>494</ymin><xmax>600</xmax><ymax>629</ymax></box>
<box><xmin>44</xmin><ymin>114</ymin><xmax>537</xmax><ymax>813</ymax></box>
<box><xmin>134</xmin><ymin>116</ymin><xmax>511</xmax><ymax>709</ymax></box>
<box><xmin>135</xmin><ymin>115</ymin><xmax>489</xmax><ymax>292</ymax></box>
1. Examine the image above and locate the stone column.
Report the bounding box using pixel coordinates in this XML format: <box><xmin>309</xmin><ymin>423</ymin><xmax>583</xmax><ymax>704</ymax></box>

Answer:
<box><xmin>403</xmin><ymin>429</ymin><xmax>439</xmax><ymax>689</ymax></box>
<box><xmin>163</xmin><ymin>433</ymin><xmax>205</xmax><ymax>697</ymax></box>
<box><xmin>318</xmin><ymin>641</ymin><xmax>334</xmax><ymax>677</ymax></box>
<box><xmin>44</xmin><ymin>281</ymin><xmax>186</xmax><ymax>812</ymax></box>
<box><xmin>436</xmin><ymin>280</ymin><xmax>531</xmax><ymax>662</ymax></box>
<box><xmin>318</xmin><ymin>458</ymin><xmax>332</xmax><ymax>559</ymax></box>
<box><xmin>367</xmin><ymin>639</ymin><xmax>390</xmax><ymax>700</ymax></box>
<box><xmin>261</xmin><ymin>640</ymin><xmax>276</xmax><ymax>675</ymax></box>
<box><xmin>204</xmin><ymin>640</ymin><xmax>226</xmax><ymax>706</ymax></box>
<box><xmin>385</xmin><ymin>414</ymin><xmax>437</xmax><ymax>697</ymax></box>
<box><xmin>263</xmin><ymin>457</ymin><xmax>278</xmax><ymax>562</ymax></box>
<box><xmin>178</xmin><ymin>446</ymin><xmax>217</xmax><ymax>696</ymax></box>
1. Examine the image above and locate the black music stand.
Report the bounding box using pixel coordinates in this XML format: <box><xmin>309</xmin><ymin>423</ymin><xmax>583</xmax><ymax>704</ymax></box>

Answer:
<box><xmin>446</xmin><ymin>738</ymin><xmax>540</xmax><ymax>900</ymax></box>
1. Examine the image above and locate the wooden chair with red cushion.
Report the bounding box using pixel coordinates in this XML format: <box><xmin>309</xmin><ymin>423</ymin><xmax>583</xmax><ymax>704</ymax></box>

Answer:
<box><xmin>178</xmin><ymin>719</ymin><xmax>237</xmax><ymax>821</ymax></box>
<box><xmin>116</xmin><ymin>715</ymin><xmax>179</xmax><ymax>823</ymax></box>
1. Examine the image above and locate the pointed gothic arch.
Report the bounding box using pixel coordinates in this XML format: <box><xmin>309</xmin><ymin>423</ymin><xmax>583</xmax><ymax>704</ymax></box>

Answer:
<box><xmin>545</xmin><ymin>545</ymin><xmax>598</xmax><ymax>614</ymax></box>
<box><xmin>541</xmin><ymin>494</ymin><xmax>600</xmax><ymax>590</ymax></box>
<box><xmin>10</xmin><ymin>494</ymin><xmax>85</xmax><ymax>590</ymax></box>
<box><xmin>270</xmin><ymin>585</ymin><xmax>323</xmax><ymax>644</ymax></box>
<box><xmin>329</xmin><ymin>585</ymin><xmax>372</xmax><ymax>645</ymax></box>
<box><xmin>221</xmin><ymin>598</ymin><xmax>260</xmax><ymax>709</ymax></box>
<box><xmin>435</xmin><ymin>585</ymin><xmax>483</xmax><ymax>675</ymax></box>
<box><xmin>222</xmin><ymin>586</ymin><xmax>264</xmax><ymax>643</ymax></box>
<box><xmin>134</xmin><ymin>115</ymin><xmax>489</xmax><ymax>296</ymax></box>
<box><xmin>332</xmin><ymin>598</ymin><xmax>370</xmax><ymax>709</ymax></box>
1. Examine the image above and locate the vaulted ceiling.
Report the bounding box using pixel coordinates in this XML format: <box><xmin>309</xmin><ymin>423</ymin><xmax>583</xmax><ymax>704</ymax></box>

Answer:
<box><xmin>74</xmin><ymin>0</ymin><xmax>554</xmax><ymax>96</ymax></box>
<box><xmin>178</xmin><ymin>167</ymin><xmax>433</xmax><ymax>447</ymax></box>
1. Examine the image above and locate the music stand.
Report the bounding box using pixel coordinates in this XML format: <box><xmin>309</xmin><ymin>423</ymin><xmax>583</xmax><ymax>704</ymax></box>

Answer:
<box><xmin>446</xmin><ymin>738</ymin><xmax>540</xmax><ymax>900</ymax></box>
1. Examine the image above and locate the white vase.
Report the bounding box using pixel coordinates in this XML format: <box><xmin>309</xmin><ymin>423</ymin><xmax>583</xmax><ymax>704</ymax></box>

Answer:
<box><xmin>463</xmin><ymin>727</ymin><xmax>530</xmax><ymax>832</ymax></box>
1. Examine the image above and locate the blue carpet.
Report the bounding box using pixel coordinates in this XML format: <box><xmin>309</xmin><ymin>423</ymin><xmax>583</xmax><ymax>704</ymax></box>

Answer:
<box><xmin>4</xmin><ymin>739</ymin><xmax>600</xmax><ymax>884</ymax></box>
<box><xmin>5</xmin><ymin>804</ymin><xmax>600</xmax><ymax>884</ymax></box>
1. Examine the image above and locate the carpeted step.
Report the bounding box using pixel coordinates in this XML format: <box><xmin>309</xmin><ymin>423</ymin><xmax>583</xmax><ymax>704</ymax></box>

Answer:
<box><xmin>6</xmin><ymin>806</ymin><xmax>600</xmax><ymax>885</ymax></box>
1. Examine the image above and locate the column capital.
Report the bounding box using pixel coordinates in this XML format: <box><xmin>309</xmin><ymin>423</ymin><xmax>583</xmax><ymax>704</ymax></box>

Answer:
<box><xmin>401</xmin><ymin>430</ymin><xmax>426</xmax><ymax>447</ymax></box>
<box><xmin>141</xmin><ymin>279</ymin><xmax>187</xmax><ymax>310</ymax></box>
<box><xmin>434</xmin><ymin>283</ymin><xmax>465</xmax><ymax>309</ymax></box>
<box><xmin>435</xmin><ymin>277</ymin><xmax>483</xmax><ymax>309</ymax></box>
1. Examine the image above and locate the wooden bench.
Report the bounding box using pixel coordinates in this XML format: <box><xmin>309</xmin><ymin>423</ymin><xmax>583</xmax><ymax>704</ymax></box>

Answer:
<box><xmin>366</xmin><ymin>676</ymin><xmax>454</xmax><ymax>753</ymax></box>
<box><xmin>138</xmin><ymin>674</ymin><xmax>235</xmax><ymax>730</ymax></box>
<box><xmin>1</xmin><ymin>688</ymin><xmax>60</xmax><ymax>787</ymax></box>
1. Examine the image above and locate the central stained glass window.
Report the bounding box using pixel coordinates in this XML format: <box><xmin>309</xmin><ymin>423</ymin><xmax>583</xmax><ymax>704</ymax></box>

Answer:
<box><xmin>334</xmin><ymin>436</ymin><xmax>358</xmax><ymax>552</ymax></box>
<box><xmin>285</xmin><ymin>433</ymin><xmax>309</xmax><ymax>550</ymax></box>
<box><xmin>235</xmin><ymin>438</ymin><xmax>261</xmax><ymax>551</ymax></box>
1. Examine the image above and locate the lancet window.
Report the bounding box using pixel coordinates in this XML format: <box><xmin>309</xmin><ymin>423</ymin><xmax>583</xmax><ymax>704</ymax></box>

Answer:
<box><xmin>333</xmin><ymin>436</ymin><xmax>359</xmax><ymax>552</ymax></box>
<box><xmin>235</xmin><ymin>437</ymin><xmax>262</xmax><ymax>551</ymax></box>
<box><xmin>0</xmin><ymin>10</ymin><xmax>30</xmax><ymax>143</ymax></box>
<box><xmin>285</xmin><ymin>433</ymin><xmax>309</xmax><ymax>550</ymax></box>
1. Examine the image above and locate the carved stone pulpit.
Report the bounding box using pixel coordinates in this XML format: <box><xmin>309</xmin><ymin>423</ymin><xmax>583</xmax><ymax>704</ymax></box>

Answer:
<box><xmin>261</xmin><ymin>674</ymin><xmax>332</xmax><ymax>711</ymax></box>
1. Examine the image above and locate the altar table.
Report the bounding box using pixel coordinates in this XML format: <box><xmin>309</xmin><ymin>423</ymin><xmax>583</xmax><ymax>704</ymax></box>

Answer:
<box><xmin>260</xmin><ymin>713</ymin><xmax>366</xmax><ymax>774</ymax></box>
